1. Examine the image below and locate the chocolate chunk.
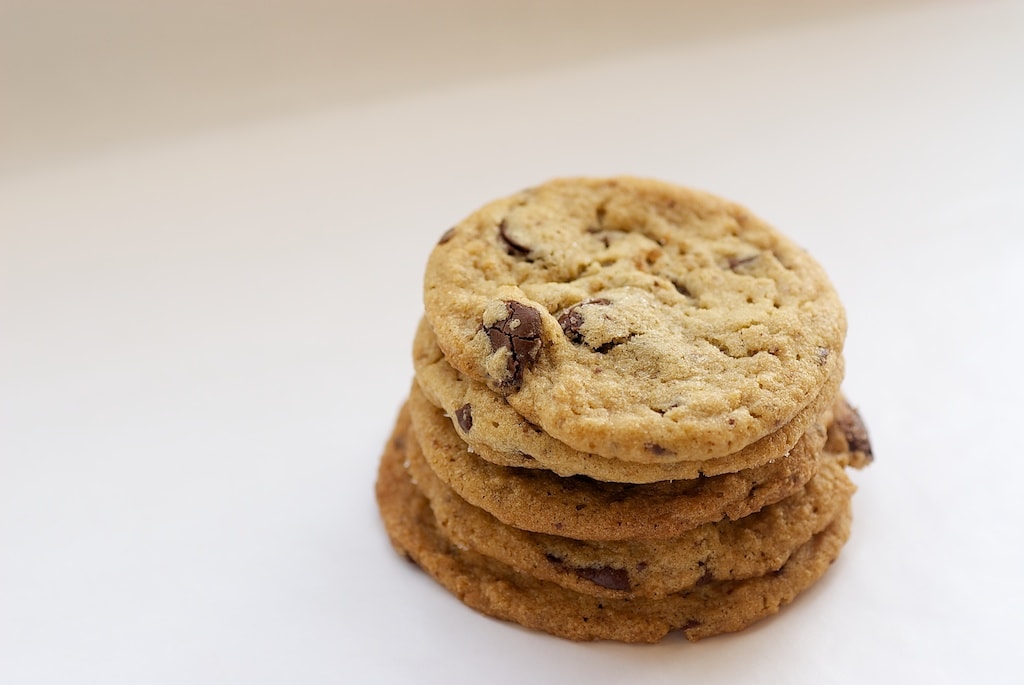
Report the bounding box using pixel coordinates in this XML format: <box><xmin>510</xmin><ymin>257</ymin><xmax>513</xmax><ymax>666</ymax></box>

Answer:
<box><xmin>645</xmin><ymin>442</ymin><xmax>673</xmax><ymax>457</ymax></box>
<box><xmin>438</xmin><ymin>227</ymin><xmax>456</xmax><ymax>244</ymax></box>
<box><xmin>557</xmin><ymin>299</ymin><xmax>612</xmax><ymax>346</ymax></box>
<box><xmin>575</xmin><ymin>566</ymin><xmax>631</xmax><ymax>592</ymax></box>
<box><xmin>558</xmin><ymin>308</ymin><xmax>585</xmax><ymax>344</ymax></box>
<box><xmin>484</xmin><ymin>301</ymin><xmax>544</xmax><ymax>390</ymax></box>
<box><xmin>544</xmin><ymin>556</ymin><xmax>630</xmax><ymax>591</ymax></box>
<box><xmin>593</xmin><ymin>341</ymin><xmax>621</xmax><ymax>354</ymax></box>
<box><xmin>455</xmin><ymin>403</ymin><xmax>473</xmax><ymax>432</ymax></box>
<box><xmin>498</xmin><ymin>218</ymin><xmax>530</xmax><ymax>256</ymax></box>
<box><xmin>837</xmin><ymin>403</ymin><xmax>874</xmax><ymax>463</ymax></box>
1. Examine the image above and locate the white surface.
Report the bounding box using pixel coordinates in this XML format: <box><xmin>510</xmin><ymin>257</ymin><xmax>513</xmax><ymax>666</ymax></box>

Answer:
<box><xmin>2</xmin><ymin>1</ymin><xmax>1023</xmax><ymax>683</ymax></box>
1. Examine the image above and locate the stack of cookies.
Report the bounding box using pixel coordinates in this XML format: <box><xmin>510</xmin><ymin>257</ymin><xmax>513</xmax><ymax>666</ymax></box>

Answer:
<box><xmin>376</xmin><ymin>177</ymin><xmax>871</xmax><ymax>643</ymax></box>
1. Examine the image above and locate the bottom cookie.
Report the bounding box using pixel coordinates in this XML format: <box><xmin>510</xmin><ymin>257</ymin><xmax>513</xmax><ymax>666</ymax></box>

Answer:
<box><xmin>376</xmin><ymin>406</ymin><xmax>853</xmax><ymax>643</ymax></box>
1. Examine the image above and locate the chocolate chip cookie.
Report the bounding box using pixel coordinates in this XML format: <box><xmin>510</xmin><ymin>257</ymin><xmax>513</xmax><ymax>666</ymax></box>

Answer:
<box><xmin>406</xmin><ymin>420</ymin><xmax>856</xmax><ymax>599</ymax></box>
<box><xmin>376</xmin><ymin>407</ymin><xmax>854</xmax><ymax>642</ymax></box>
<box><xmin>407</xmin><ymin>382</ymin><xmax>831</xmax><ymax>541</ymax></box>
<box><xmin>423</xmin><ymin>177</ymin><xmax>846</xmax><ymax>463</ymax></box>
<box><xmin>378</xmin><ymin>177</ymin><xmax>870</xmax><ymax>643</ymax></box>
<box><xmin>413</xmin><ymin>316</ymin><xmax>844</xmax><ymax>481</ymax></box>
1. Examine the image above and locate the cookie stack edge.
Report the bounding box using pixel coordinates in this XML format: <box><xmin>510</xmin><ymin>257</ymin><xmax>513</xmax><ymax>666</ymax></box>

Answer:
<box><xmin>375</xmin><ymin>177</ymin><xmax>872</xmax><ymax>643</ymax></box>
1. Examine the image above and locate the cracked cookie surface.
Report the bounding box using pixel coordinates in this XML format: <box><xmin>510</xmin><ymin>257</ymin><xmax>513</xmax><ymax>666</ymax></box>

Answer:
<box><xmin>423</xmin><ymin>177</ymin><xmax>846</xmax><ymax>463</ymax></box>
<box><xmin>413</xmin><ymin>317</ymin><xmax>844</xmax><ymax>481</ymax></box>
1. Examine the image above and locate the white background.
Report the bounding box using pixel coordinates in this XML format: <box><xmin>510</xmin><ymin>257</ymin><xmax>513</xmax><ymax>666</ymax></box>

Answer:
<box><xmin>2</xmin><ymin>1</ymin><xmax>1023</xmax><ymax>683</ymax></box>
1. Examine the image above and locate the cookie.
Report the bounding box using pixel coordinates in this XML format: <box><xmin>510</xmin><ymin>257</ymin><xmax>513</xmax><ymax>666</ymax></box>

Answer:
<box><xmin>407</xmin><ymin>382</ymin><xmax>830</xmax><ymax>541</ymax></box>
<box><xmin>376</xmin><ymin>408</ymin><xmax>854</xmax><ymax>642</ymax></box>
<box><xmin>413</xmin><ymin>316</ymin><xmax>845</xmax><ymax>481</ymax></box>
<box><xmin>380</xmin><ymin>177</ymin><xmax>870</xmax><ymax>643</ymax></box>
<box><xmin>423</xmin><ymin>177</ymin><xmax>846</xmax><ymax>463</ymax></box>
<box><xmin>826</xmin><ymin>398</ymin><xmax>874</xmax><ymax>469</ymax></box>
<box><xmin>407</xmin><ymin>421</ymin><xmax>856</xmax><ymax>599</ymax></box>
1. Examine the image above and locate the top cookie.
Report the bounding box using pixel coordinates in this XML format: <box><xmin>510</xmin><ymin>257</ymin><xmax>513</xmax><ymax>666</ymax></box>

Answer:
<box><xmin>424</xmin><ymin>177</ymin><xmax>845</xmax><ymax>462</ymax></box>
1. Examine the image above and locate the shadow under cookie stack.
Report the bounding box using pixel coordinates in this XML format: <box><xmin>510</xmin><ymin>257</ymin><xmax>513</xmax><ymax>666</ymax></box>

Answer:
<box><xmin>376</xmin><ymin>177</ymin><xmax>871</xmax><ymax>643</ymax></box>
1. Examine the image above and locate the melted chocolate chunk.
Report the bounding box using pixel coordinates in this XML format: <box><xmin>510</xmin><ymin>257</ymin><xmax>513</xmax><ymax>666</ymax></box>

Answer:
<box><xmin>484</xmin><ymin>301</ymin><xmax>544</xmax><ymax>390</ymax></box>
<box><xmin>558</xmin><ymin>307</ymin><xmax>585</xmax><ymax>344</ymax></box>
<box><xmin>455</xmin><ymin>403</ymin><xmax>473</xmax><ymax>432</ymax></box>
<box><xmin>575</xmin><ymin>566</ymin><xmax>631</xmax><ymax>592</ymax></box>
<box><xmin>498</xmin><ymin>219</ymin><xmax>530</xmax><ymax>256</ymax></box>
<box><xmin>837</xmin><ymin>404</ymin><xmax>874</xmax><ymax>462</ymax></box>
<box><xmin>593</xmin><ymin>341</ymin><xmax>622</xmax><ymax>354</ymax></box>
<box><xmin>557</xmin><ymin>299</ymin><xmax>612</xmax><ymax>346</ymax></box>
<box><xmin>546</xmin><ymin>554</ymin><xmax>631</xmax><ymax>591</ymax></box>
